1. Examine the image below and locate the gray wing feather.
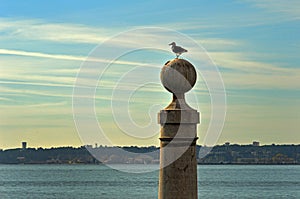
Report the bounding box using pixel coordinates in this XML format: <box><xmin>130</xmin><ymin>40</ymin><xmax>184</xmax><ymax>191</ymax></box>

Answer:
<box><xmin>173</xmin><ymin>46</ymin><xmax>187</xmax><ymax>53</ymax></box>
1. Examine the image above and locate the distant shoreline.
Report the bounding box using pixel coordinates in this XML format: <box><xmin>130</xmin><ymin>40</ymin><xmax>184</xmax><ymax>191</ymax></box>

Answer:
<box><xmin>1</xmin><ymin>144</ymin><xmax>299</xmax><ymax>165</ymax></box>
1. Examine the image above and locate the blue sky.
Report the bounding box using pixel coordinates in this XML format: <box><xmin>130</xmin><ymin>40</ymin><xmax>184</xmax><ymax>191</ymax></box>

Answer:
<box><xmin>0</xmin><ymin>0</ymin><xmax>299</xmax><ymax>149</ymax></box>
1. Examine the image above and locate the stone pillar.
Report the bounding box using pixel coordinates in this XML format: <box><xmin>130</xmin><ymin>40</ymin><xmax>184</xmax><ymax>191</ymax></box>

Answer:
<box><xmin>158</xmin><ymin>59</ymin><xmax>199</xmax><ymax>199</ymax></box>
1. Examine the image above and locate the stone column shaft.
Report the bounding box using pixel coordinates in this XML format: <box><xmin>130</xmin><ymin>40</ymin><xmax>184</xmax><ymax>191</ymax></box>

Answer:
<box><xmin>158</xmin><ymin>109</ymin><xmax>199</xmax><ymax>199</ymax></box>
<box><xmin>158</xmin><ymin>58</ymin><xmax>200</xmax><ymax>199</ymax></box>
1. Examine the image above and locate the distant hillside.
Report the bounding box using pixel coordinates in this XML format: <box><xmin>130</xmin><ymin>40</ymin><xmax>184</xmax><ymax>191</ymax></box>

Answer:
<box><xmin>0</xmin><ymin>144</ymin><xmax>299</xmax><ymax>164</ymax></box>
<box><xmin>198</xmin><ymin>144</ymin><xmax>300</xmax><ymax>164</ymax></box>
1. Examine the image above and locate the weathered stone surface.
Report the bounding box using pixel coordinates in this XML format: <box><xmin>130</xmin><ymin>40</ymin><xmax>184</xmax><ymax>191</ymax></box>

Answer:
<box><xmin>158</xmin><ymin>110</ymin><xmax>199</xmax><ymax>124</ymax></box>
<box><xmin>160</xmin><ymin>59</ymin><xmax>196</xmax><ymax>94</ymax></box>
<box><xmin>158</xmin><ymin>59</ymin><xmax>199</xmax><ymax>199</ymax></box>
<box><xmin>159</xmin><ymin>145</ymin><xmax>198</xmax><ymax>199</ymax></box>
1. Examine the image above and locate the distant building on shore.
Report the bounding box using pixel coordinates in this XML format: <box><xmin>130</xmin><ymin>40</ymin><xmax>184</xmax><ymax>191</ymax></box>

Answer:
<box><xmin>252</xmin><ymin>141</ymin><xmax>260</xmax><ymax>146</ymax></box>
<box><xmin>22</xmin><ymin>142</ymin><xmax>27</xmax><ymax>150</ymax></box>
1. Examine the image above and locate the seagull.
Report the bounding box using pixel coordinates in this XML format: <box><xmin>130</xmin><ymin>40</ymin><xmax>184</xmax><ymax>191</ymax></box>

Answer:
<box><xmin>169</xmin><ymin>42</ymin><xmax>188</xmax><ymax>58</ymax></box>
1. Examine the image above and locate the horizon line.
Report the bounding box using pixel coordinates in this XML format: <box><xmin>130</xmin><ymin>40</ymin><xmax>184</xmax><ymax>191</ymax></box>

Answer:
<box><xmin>2</xmin><ymin>142</ymin><xmax>300</xmax><ymax>151</ymax></box>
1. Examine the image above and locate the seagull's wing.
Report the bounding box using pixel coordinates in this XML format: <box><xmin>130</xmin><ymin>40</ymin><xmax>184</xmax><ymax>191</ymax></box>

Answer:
<box><xmin>174</xmin><ymin>46</ymin><xmax>187</xmax><ymax>53</ymax></box>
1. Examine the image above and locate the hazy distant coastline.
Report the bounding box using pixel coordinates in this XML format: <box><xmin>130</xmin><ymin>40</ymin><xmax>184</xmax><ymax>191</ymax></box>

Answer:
<box><xmin>0</xmin><ymin>143</ymin><xmax>299</xmax><ymax>165</ymax></box>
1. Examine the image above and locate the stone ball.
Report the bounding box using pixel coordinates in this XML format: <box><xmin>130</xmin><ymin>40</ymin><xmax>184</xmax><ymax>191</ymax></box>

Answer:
<box><xmin>160</xmin><ymin>59</ymin><xmax>197</xmax><ymax>94</ymax></box>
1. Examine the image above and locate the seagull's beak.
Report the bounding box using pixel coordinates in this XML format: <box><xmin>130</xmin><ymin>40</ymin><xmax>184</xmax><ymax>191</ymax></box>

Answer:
<box><xmin>168</xmin><ymin>43</ymin><xmax>172</xmax><ymax>46</ymax></box>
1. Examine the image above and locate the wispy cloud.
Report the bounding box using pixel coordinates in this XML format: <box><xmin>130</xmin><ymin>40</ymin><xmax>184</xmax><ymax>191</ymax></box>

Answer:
<box><xmin>0</xmin><ymin>97</ymin><xmax>16</xmax><ymax>102</ymax></box>
<box><xmin>0</xmin><ymin>80</ymin><xmax>74</xmax><ymax>88</ymax></box>
<box><xmin>206</xmin><ymin>51</ymin><xmax>300</xmax><ymax>89</ymax></box>
<box><xmin>208</xmin><ymin>52</ymin><xmax>296</xmax><ymax>74</ymax></box>
<box><xmin>0</xmin><ymin>86</ymin><xmax>70</xmax><ymax>99</ymax></box>
<box><xmin>0</xmin><ymin>48</ymin><xmax>85</xmax><ymax>61</ymax></box>
<box><xmin>0</xmin><ymin>48</ymin><xmax>156</xmax><ymax>67</ymax></box>
<box><xmin>0</xmin><ymin>17</ymin><xmax>243</xmax><ymax>50</ymax></box>
<box><xmin>0</xmin><ymin>18</ymin><xmax>111</xmax><ymax>44</ymax></box>
<box><xmin>197</xmin><ymin>38</ymin><xmax>242</xmax><ymax>50</ymax></box>
<box><xmin>26</xmin><ymin>101</ymin><xmax>68</xmax><ymax>108</ymax></box>
<box><xmin>240</xmin><ymin>0</ymin><xmax>300</xmax><ymax>20</ymax></box>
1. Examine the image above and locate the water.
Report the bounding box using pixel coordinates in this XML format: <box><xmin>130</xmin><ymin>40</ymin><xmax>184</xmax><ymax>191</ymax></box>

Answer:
<box><xmin>0</xmin><ymin>164</ymin><xmax>299</xmax><ymax>198</ymax></box>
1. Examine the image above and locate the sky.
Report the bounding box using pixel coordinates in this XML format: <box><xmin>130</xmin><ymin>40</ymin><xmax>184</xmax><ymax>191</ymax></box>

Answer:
<box><xmin>0</xmin><ymin>0</ymin><xmax>299</xmax><ymax>149</ymax></box>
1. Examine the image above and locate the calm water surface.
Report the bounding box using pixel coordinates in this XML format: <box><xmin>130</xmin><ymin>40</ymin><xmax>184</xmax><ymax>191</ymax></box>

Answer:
<box><xmin>0</xmin><ymin>164</ymin><xmax>299</xmax><ymax>198</ymax></box>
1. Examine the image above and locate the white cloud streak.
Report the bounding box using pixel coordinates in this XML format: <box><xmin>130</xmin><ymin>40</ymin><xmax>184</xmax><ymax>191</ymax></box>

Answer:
<box><xmin>240</xmin><ymin>0</ymin><xmax>300</xmax><ymax>20</ymax></box>
<box><xmin>26</xmin><ymin>101</ymin><xmax>68</xmax><ymax>108</ymax></box>
<box><xmin>0</xmin><ymin>18</ymin><xmax>110</xmax><ymax>44</ymax></box>
<box><xmin>0</xmin><ymin>48</ymin><xmax>152</xmax><ymax>67</ymax></box>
